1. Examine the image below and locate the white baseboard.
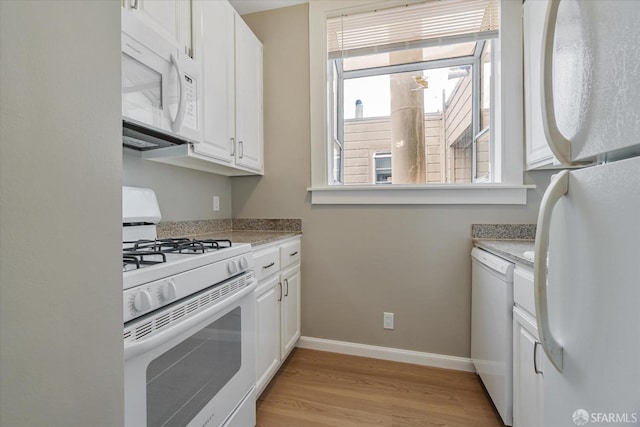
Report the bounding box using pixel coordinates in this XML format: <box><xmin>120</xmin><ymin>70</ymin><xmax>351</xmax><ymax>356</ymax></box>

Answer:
<box><xmin>296</xmin><ymin>336</ymin><xmax>475</xmax><ymax>373</ymax></box>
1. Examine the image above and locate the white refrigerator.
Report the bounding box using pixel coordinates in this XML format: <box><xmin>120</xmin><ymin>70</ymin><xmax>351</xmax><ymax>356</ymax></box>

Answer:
<box><xmin>533</xmin><ymin>1</ymin><xmax>640</xmax><ymax>426</ymax></box>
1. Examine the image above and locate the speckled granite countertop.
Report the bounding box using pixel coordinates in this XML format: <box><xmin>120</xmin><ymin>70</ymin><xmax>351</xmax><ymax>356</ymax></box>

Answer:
<box><xmin>473</xmin><ymin>239</ymin><xmax>535</xmax><ymax>267</ymax></box>
<box><xmin>471</xmin><ymin>224</ymin><xmax>536</xmax><ymax>267</ymax></box>
<box><xmin>186</xmin><ymin>230</ymin><xmax>300</xmax><ymax>247</ymax></box>
<box><xmin>156</xmin><ymin>218</ymin><xmax>301</xmax><ymax>248</ymax></box>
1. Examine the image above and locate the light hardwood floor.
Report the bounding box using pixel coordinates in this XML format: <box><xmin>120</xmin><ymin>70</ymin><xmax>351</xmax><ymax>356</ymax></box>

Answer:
<box><xmin>256</xmin><ymin>348</ymin><xmax>505</xmax><ymax>427</ymax></box>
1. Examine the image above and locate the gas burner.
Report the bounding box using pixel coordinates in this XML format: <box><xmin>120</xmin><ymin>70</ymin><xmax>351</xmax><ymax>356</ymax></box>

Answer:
<box><xmin>122</xmin><ymin>238</ymin><xmax>235</xmax><ymax>272</ymax></box>
<box><xmin>123</xmin><ymin>252</ymin><xmax>167</xmax><ymax>271</ymax></box>
<box><xmin>125</xmin><ymin>238</ymin><xmax>233</xmax><ymax>254</ymax></box>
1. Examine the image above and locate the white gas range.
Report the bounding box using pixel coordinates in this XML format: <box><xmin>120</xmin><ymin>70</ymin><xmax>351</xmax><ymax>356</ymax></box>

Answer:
<box><xmin>122</xmin><ymin>186</ymin><xmax>257</xmax><ymax>427</ymax></box>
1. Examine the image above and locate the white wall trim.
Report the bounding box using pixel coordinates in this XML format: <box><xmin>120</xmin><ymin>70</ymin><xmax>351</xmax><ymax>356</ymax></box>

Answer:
<box><xmin>307</xmin><ymin>184</ymin><xmax>534</xmax><ymax>205</ymax></box>
<box><xmin>297</xmin><ymin>336</ymin><xmax>475</xmax><ymax>372</ymax></box>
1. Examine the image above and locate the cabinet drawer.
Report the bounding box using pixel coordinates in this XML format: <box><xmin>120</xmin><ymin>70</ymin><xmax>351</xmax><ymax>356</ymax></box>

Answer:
<box><xmin>514</xmin><ymin>267</ymin><xmax>535</xmax><ymax>317</ymax></box>
<box><xmin>254</xmin><ymin>247</ymin><xmax>280</xmax><ymax>281</ymax></box>
<box><xmin>280</xmin><ymin>240</ymin><xmax>301</xmax><ymax>269</ymax></box>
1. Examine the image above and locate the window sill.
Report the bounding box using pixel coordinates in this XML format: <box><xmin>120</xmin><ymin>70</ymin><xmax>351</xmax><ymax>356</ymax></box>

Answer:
<box><xmin>307</xmin><ymin>184</ymin><xmax>535</xmax><ymax>205</ymax></box>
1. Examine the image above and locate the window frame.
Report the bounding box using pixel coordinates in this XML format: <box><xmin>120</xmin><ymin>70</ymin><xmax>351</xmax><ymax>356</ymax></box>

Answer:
<box><xmin>472</xmin><ymin>40</ymin><xmax>492</xmax><ymax>184</ymax></box>
<box><xmin>308</xmin><ymin>0</ymin><xmax>532</xmax><ymax>205</ymax></box>
<box><xmin>333</xmin><ymin>42</ymin><xmax>491</xmax><ymax>186</ymax></box>
<box><xmin>328</xmin><ymin>59</ymin><xmax>345</xmax><ymax>184</ymax></box>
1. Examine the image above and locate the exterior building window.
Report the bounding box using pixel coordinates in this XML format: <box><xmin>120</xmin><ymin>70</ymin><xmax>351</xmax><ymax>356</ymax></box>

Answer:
<box><xmin>373</xmin><ymin>152</ymin><xmax>392</xmax><ymax>184</ymax></box>
<box><xmin>327</xmin><ymin>0</ymin><xmax>499</xmax><ymax>186</ymax></box>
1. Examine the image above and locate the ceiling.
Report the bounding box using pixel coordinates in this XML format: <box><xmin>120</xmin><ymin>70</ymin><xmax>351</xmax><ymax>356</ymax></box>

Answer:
<box><xmin>228</xmin><ymin>0</ymin><xmax>308</xmax><ymax>15</ymax></box>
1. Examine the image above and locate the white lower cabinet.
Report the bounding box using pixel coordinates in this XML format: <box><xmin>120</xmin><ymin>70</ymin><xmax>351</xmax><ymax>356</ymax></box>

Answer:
<box><xmin>280</xmin><ymin>264</ymin><xmax>300</xmax><ymax>358</ymax></box>
<box><xmin>255</xmin><ymin>275</ymin><xmax>280</xmax><ymax>397</ymax></box>
<box><xmin>254</xmin><ymin>237</ymin><xmax>301</xmax><ymax>397</ymax></box>
<box><xmin>513</xmin><ymin>267</ymin><xmax>544</xmax><ymax>427</ymax></box>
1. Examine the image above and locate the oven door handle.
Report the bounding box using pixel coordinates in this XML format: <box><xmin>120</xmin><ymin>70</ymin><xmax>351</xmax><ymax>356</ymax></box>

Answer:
<box><xmin>124</xmin><ymin>278</ymin><xmax>257</xmax><ymax>361</ymax></box>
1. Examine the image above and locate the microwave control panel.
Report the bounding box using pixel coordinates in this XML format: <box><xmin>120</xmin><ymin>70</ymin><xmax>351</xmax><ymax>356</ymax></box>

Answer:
<box><xmin>182</xmin><ymin>74</ymin><xmax>197</xmax><ymax>132</ymax></box>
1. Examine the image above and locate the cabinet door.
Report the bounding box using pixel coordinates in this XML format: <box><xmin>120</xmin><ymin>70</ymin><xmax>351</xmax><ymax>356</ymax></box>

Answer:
<box><xmin>524</xmin><ymin>0</ymin><xmax>557</xmax><ymax>170</ymax></box>
<box><xmin>126</xmin><ymin>0</ymin><xmax>192</xmax><ymax>56</ymax></box>
<box><xmin>191</xmin><ymin>0</ymin><xmax>235</xmax><ymax>163</ymax></box>
<box><xmin>513</xmin><ymin>309</ymin><xmax>544</xmax><ymax>427</ymax></box>
<box><xmin>280</xmin><ymin>265</ymin><xmax>300</xmax><ymax>359</ymax></box>
<box><xmin>255</xmin><ymin>275</ymin><xmax>280</xmax><ymax>397</ymax></box>
<box><xmin>176</xmin><ymin>0</ymin><xmax>192</xmax><ymax>57</ymax></box>
<box><xmin>128</xmin><ymin>0</ymin><xmax>179</xmax><ymax>44</ymax></box>
<box><xmin>234</xmin><ymin>18</ymin><xmax>263</xmax><ymax>173</ymax></box>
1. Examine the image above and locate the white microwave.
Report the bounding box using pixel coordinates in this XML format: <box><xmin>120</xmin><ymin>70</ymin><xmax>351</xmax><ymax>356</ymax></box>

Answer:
<box><xmin>121</xmin><ymin>11</ymin><xmax>202</xmax><ymax>150</ymax></box>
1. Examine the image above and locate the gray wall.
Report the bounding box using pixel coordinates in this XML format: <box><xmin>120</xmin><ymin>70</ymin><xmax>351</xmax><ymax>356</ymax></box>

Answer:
<box><xmin>0</xmin><ymin>1</ymin><xmax>123</xmax><ymax>425</ymax></box>
<box><xmin>123</xmin><ymin>149</ymin><xmax>233</xmax><ymax>220</ymax></box>
<box><xmin>233</xmin><ymin>4</ymin><xmax>554</xmax><ymax>358</ymax></box>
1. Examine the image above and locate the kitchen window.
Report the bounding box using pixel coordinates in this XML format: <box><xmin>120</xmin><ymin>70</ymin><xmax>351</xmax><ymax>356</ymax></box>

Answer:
<box><xmin>328</xmin><ymin>40</ymin><xmax>494</xmax><ymax>185</ymax></box>
<box><xmin>309</xmin><ymin>0</ymin><xmax>531</xmax><ymax>204</ymax></box>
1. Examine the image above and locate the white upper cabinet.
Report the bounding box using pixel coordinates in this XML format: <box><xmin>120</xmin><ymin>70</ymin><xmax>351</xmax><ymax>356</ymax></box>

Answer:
<box><xmin>192</xmin><ymin>0</ymin><xmax>236</xmax><ymax>163</ymax></box>
<box><xmin>192</xmin><ymin>0</ymin><xmax>264</xmax><ymax>175</ymax></box>
<box><xmin>130</xmin><ymin>0</ymin><xmax>264</xmax><ymax>175</ymax></box>
<box><xmin>234</xmin><ymin>18</ymin><xmax>264</xmax><ymax>173</ymax></box>
<box><xmin>523</xmin><ymin>0</ymin><xmax>559</xmax><ymax>170</ymax></box>
<box><xmin>123</xmin><ymin>0</ymin><xmax>192</xmax><ymax>58</ymax></box>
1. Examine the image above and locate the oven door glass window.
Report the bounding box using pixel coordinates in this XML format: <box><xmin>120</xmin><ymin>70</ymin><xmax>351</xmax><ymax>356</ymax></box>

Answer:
<box><xmin>146</xmin><ymin>307</ymin><xmax>242</xmax><ymax>427</ymax></box>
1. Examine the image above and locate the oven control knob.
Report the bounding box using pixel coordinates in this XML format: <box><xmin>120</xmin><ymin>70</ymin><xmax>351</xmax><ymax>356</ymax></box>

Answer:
<box><xmin>227</xmin><ymin>260</ymin><xmax>239</xmax><ymax>275</ymax></box>
<box><xmin>238</xmin><ymin>257</ymin><xmax>249</xmax><ymax>270</ymax></box>
<box><xmin>161</xmin><ymin>280</ymin><xmax>177</xmax><ymax>301</ymax></box>
<box><xmin>133</xmin><ymin>290</ymin><xmax>152</xmax><ymax>312</ymax></box>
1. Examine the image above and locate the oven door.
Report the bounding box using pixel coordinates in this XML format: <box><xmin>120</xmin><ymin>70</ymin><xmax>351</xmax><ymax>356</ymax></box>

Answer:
<box><xmin>124</xmin><ymin>276</ymin><xmax>256</xmax><ymax>427</ymax></box>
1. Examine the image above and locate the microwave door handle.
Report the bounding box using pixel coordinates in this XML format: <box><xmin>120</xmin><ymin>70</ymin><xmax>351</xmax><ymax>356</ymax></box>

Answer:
<box><xmin>170</xmin><ymin>53</ymin><xmax>186</xmax><ymax>133</ymax></box>
<box><xmin>534</xmin><ymin>170</ymin><xmax>568</xmax><ymax>373</ymax></box>
<box><xmin>540</xmin><ymin>0</ymin><xmax>572</xmax><ymax>166</ymax></box>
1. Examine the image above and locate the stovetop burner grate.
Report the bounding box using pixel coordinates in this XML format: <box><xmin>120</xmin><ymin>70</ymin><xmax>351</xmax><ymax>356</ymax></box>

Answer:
<box><xmin>122</xmin><ymin>238</ymin><xmax>234</xmax><ymax>271</ymax></box>
<box><xmin>123</xmin><ymin>253</ymin><xmax>167</xmax><ymax>270</ymax></box>
<box><xmin>127</xmin><ymin>238</ymin><xmax>232</xmax><ymax>253</ymax></box>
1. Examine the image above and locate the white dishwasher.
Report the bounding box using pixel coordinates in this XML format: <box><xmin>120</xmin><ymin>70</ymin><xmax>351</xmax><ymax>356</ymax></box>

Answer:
<box><xmin>471</xmin><ymin>247</ymin><xmax>514</xmax><ymax>426</ymax></box>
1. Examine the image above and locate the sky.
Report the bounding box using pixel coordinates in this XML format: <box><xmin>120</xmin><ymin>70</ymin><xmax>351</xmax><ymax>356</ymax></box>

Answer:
<box><xmin>343</xmin><ymin>67</ymin><xmax>467</xmax><ymax>119</ymax></box>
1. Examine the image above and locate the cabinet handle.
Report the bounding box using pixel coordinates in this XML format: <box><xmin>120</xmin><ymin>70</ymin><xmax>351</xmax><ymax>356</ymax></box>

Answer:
<box><xmin>129</xmin><ymin>0</ymin><xmax>138</xmax><ymax>9</ymax></box>
<box><xmin>540</xmin><ymin>0</ymin><xmax>572</xmax><ymax>165</ymax></box>
<box><xmin>238</xmin><ymin>140</ymin><xmax>244</xmax><ymax>158</ymax></box>
<box><xmin>277</xmin><ymin>282</ymin><xmax>282</xmax><ymax>302</ymax></box>
<box><xmin>230</xmin><ymin>137</ymin><xmax>235</xmax><ymax>156</ymax></box>
<box><xmin>289</xmin><ymin>251</ymin><xmax>298</xmax><ymax>257</ymax></box>
<box><xmin>533</xmin><ymin>341</ymin><xmax>543</xmax><ymax>375</ymax></box>
<box><xmin>534</xmin><ymin>170</ymin><xmax>568</xmax><ymax>372</ymax></box>
<box><xmin>284</xmin><ymin>278</ymin><xmax>289</xmax><ymax>297</ymax></box>
<box><xmin>262</xmin><ymin>262</ymin><xmax>275</xmax><ymax>270</ymax></box>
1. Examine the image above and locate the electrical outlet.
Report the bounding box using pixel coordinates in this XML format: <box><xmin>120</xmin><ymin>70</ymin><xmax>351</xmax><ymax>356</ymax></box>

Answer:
<box><xmin>213</xmin><ymin>196</ymin><xmax>220</xmax><ymax>211</ymax></box>
<box><xmin>383</xmin><ymin>312</ymin><xmax>394</xmax><ymax>330</ymax></box>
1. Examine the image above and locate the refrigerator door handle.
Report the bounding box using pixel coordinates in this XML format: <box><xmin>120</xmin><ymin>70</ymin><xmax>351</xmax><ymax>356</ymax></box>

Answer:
<box><xmin>534</xmin><ymin>170</ymin><xmax>569</xmax><ymax>372</ymax></box>
<box><xmin>540</xmin><ymin>0</ymin><xmax>572</xmax><ymax>166</ymax></box>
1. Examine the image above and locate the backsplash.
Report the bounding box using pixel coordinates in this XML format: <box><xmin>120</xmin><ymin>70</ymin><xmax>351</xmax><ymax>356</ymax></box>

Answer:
<box><xmin>471</xmin><ymin>224</ymin><xmax>536</xmax><ymax>240</ymax></box>
<box><xmin>232</xmin><ymin>218</ymin><xmax>302</xmax><ymax>232</ymax></box>
<box><xmin>157</xmin><ymin>218</ymin><xmax>302</xmax><ymax>239</ymax></box>
<box><xmin>157</xmin><ymin>219</ymin><xmax>232</xmax><ymax>238</ymax></box>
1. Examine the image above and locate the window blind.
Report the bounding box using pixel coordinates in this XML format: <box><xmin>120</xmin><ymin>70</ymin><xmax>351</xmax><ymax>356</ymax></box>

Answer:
<box><xmin>327</xmin><ymin>0</ymin><xmax>499</xmax><ymax>60</ymax></box>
